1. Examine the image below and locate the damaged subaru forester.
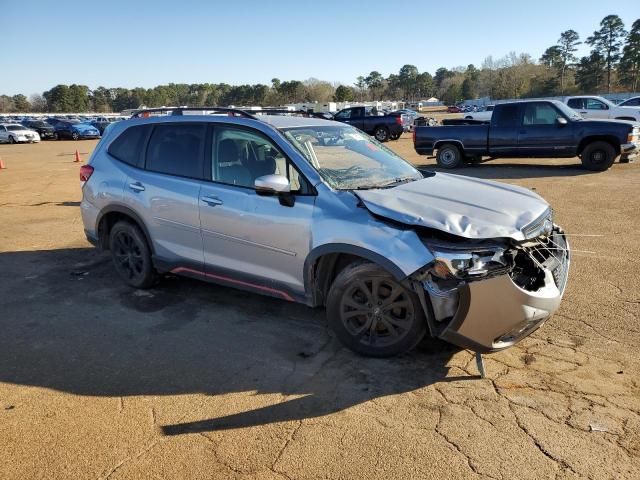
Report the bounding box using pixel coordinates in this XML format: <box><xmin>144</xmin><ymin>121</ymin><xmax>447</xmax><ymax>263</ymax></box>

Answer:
<box><xmin>81</xmin><ymin>108</ymin><xmax>570</xmax><ymax>357</ymax></box>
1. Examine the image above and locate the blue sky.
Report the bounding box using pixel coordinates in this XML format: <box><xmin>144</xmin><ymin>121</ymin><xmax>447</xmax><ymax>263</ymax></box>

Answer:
<box><xmin>1</xmin><ymin>0</ymin><xmax>638</xmax><ymax>95</ymax></box>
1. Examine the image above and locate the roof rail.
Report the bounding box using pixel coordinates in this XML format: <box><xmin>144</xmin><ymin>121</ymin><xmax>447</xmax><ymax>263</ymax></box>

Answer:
<box><xmin>130</xmin><ymin>106</ymin><xmax>258</xmax><ymax>119</ymax></box>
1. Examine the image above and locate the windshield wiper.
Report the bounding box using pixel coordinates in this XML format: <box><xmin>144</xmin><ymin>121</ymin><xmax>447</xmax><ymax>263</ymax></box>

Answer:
<box><xmin>375</xmin><ymin>176</ymin><xmax>419</xmax><ymax>188</ymax></box>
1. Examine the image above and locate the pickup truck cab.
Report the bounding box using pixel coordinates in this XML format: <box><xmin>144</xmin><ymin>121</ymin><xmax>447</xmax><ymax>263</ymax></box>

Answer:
<box><xmin>564</xmin><ymin>96</ymin><xmax>640</xmax><ymax>122</ymax></box>
<box><xmin>414</xmin><ymin>99</ymin><xmax>639</xmax><ymax>171</ymax></box>
<box><xmin>332</xmin><ymin>106</ymin><xmax>405</xmax><ymax>142</ymax></box>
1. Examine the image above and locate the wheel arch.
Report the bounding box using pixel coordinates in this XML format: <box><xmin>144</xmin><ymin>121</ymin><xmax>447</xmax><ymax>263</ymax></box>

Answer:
<box><xmin>95</xmin><ymin>205</ymin><xmax>155</xmax><ymax>253</ymax></box>
<box><xmin>433</xmin><ymin>139</ymin><xmax>464</xmax><ymax>151</ymax></box>
<box><xmin>614</xmin><ymin>116</ymin><xmax>638</xmax><ymax>122</ymax></box>
<box><xmin>577</xmin><ymin>135</ymin><xmax>620</xmax><ymax>155</ymax></box>
<box><xmin>304</xmin><ymin>244</ymin><xmax>407</xmax><ymax>307</ymax></box>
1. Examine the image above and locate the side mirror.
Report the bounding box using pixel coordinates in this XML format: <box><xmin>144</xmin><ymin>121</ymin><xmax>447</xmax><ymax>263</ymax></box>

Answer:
<box><xmin>556</xmin><ymin>117</ymin><xmax>568</xmax><ymax>126</ymax></box>
<box><xmin>254</xmin><ymin>174</ymin><xmax>290</xmax><ymax>194</ymax></box>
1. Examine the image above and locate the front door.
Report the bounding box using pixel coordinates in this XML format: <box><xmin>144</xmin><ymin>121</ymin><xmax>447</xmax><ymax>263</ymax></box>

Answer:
<box><xmin>198</xmin><ymin>124</ymin><xmax>315</xmax><ymax>300</ymax></box>
<box><xmin>517</xmin><ymin>102</ymin><xmax>575</xmax><ymax>156</ymax></box>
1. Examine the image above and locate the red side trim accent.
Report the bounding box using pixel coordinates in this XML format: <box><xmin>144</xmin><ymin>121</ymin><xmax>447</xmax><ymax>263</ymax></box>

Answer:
<box><xmin>170</xmin><ymin>267</ymin><xmax>295</xmax><ymax>302</ymax></box>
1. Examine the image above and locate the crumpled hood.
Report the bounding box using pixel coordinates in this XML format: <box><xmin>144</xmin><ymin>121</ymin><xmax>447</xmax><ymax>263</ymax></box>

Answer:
<box><xmin>354</xmin><ymin>173</ymin><xmax>550</xmax><ymax>241</ymax></box>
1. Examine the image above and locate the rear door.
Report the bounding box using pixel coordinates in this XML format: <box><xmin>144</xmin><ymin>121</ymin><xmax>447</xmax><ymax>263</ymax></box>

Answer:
<box><xmin>487</xmin><ymin>104</ymin><xmax>521</xmax><ymax>156</ymax></box>
<box><xmin>517</xmin><ymin>102</ymin><xmax>575</xmax><ymax>156</ymax></box>
<box><xmin>122</xmin><ymin>122</ymin><xmax>206</xmax><ymax>269</ymax></box>
<box><xmin>583</xmin><ymin>97</ymin><xmax>611</xmax><ymax>119</ymax></box>
<box><xmin>198</xmin><ymin>124</ymin><xmax>315</xmax><ymax>299</ymax></box>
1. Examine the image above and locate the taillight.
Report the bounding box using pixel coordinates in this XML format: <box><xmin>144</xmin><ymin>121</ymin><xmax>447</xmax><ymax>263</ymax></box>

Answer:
<box><xmin>80</xmin><ymin>164</ymin><xmax>94</xmax><ymax>185</ymax></box>
<box><xmin>395</xmin><ymin>116</ymin><xmax>403</xmax><ymax>125</ymax></box>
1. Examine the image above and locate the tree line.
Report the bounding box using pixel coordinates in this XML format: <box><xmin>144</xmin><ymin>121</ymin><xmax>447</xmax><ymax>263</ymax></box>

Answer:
<box><xmin>1</xmin><ymin>14</ymin><xmax>638</xmax><ymax>113</ymax></box>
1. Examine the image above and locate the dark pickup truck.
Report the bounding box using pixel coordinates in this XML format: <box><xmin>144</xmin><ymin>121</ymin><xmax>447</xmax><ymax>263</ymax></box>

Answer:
<box><xmin>333</xmin><ymin>106</ymin><xmax>405</xmax><ymax>142</ymax></box>
<box><xmin>414</xmin><ymin>99</ymin><xmax>639</xmax><ymax>171</ymax></box>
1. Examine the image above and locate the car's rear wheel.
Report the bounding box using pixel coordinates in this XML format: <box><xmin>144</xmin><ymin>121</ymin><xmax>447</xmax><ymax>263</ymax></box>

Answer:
<box><xmin>327</xmin><ymin>262</ymin><xmax>427</xmax><ymax>357</ymax></box>
<box><xmin>8</xmin><ymin>136</ymin><xmax>15</xmax><ymax>144</ymax></box>
<box><xmin>72</xmin><ymin>132</ymin><xmax>79</xmax><ymax>141</ymax></box>
<box><xmin>54</xmin><ymin>132</ymin><xmax>60</xmax><ymax>140</ymax></box>
<box><xmin>374</xmin><ymin>126</ymin><xmax>389</xmax><ymax>142</ymax></box>
<box><xmin>390</xmin><ymin>132</ymin><xmax>401</xmax><ymax>140</ymax></box>
<box><xmin>109</xmin><ymin>221</ymin><xmax>157</xmax><ymax>289</ymax></box>
<box><xmin>580</xmin><ymin>141</ymin><xmax>616</xmax><ymax>171</ymax></box>
<box><xmin>436</xmin><ymin>144</ymin><xmax>463</xmax><ymax>168</ymax></box>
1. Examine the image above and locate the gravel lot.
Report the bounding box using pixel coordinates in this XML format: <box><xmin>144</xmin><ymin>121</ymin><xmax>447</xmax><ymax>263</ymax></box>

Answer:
<box><xmin>1</xmin><ymin>136</ymin><xmax>639</xmax><ymax>479</ymax></box>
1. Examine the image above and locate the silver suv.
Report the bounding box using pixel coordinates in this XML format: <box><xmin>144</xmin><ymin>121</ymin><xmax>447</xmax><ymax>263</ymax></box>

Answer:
<box><xmin>80</xmin><ymin>107</ymin><xmax>570</xmax><ymax>357</ymax></box>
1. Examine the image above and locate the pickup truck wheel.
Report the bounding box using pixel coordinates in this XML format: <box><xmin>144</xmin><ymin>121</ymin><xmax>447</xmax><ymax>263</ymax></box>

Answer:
<box><xmin>374</xmin><ymin>126</ymin><xmax>389</xmax><ymax>142</ymax></box>
<box><xmin>580</xmin><ymin>141</ymin><xmax>616</xmax><ymax>171</ymax></box>
<box><xmin>436</xmin><ymin>144</ymin><xmax>463</xmax><ymax>168</ymax></box>
<box><xmin>326</xmin><ymin>262</ymin><xmax>427</xmax><ymax>357</ymax></box>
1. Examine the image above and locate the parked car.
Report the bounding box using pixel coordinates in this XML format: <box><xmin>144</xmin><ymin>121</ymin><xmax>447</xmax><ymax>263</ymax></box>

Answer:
<box><xmin>21</xmin><ymin>120</ymin><xmax>55</xmax><ymax>139</ymax></box>
<box><xmin>618</xmin><ymin>96</ymin><xmax>640</xmax><ymax>107</ymax></box>
<box><xmin>447</xmin><ymin>106</ymin><xmax>462</xmax><ymax>113</ymax></box>
<box><xmin>332</xmin><ymin>106</ymin><xmax>405</xmax><ymax>141</ymax></box>
<box><xmin>89</xmin><ymin>117</ymin><xmax>114</xmax><ymax>134</ymax></box>
<box><xmin>0</xmin><ymin>123</ymin><xmax>41</xmax><ymax>143</ymax></box>
<box><xmin>53</xmin><ymin>120</ymin><xmax>101</xmax><ymax>140</ymax></box>
<box><xmin>81</xmin><ymin>107</ymin><xmax>570</xmax><ymax>357</ymax></box>
<box><xmin>414</xmin><ymin>99</ymin><xmax>639</xmax><ymax>171</ymax></box>
<box><xmin>564</xmin><ymin>96</ymin><xmax>640</xmax><ymax>122</ymax></box>
<box><xmin>464</xmin><ymin>105</ymin><xmax>495</xmax><ymax>121</ymax></box>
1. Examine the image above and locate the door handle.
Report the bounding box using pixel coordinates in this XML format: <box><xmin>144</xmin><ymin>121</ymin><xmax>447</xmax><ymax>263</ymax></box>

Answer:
<box><xmin>201</xmin><ymin>195</ymin><xmax>223</xmax><ymax>206</ymax></box>
<box><xmin>128</xmin><ymin>182</ymin><xmax>145</xmax><ymax>192</ymax></box>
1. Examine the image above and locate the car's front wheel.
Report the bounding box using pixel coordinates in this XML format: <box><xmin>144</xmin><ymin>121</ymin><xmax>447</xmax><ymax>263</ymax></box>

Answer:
<box><xmin>8</xmin><ymin>136</ymin><xmax>15</xmax><ymax>144</ymax></box>
<box><xmin>109</xmin><ymin>221</ymin><xmax>157</xmax><ymax>289</ymax></box>
<box><xmin>374</xmin><ymin>126</ymin><xmax>389</xmax><ymax>142</ymax></box>
<box><xmin>580</xmin><ymin>141</ymin><xmax>616</xmax><ymax>171</ymax></box>
<box><xmin>72</xmin><ymin>131</ymin><xmax>80</xmax><ymax>141</ymax></box>
<box><xmin>326</xmin><ymin>262</ymin><xmax>427</xmax><ymax>357</ymax></box>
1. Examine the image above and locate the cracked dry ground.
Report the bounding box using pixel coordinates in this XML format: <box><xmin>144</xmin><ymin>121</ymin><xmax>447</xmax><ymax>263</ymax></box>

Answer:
<box><xmin>1</xmin><ymin>139</ymin><xmax>639</xmax><ymax>480</ymax></box>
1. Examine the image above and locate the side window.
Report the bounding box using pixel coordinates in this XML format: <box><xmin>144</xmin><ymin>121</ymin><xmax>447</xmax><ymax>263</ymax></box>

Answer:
<box><xmin>108</xmin><ymin>125</ymin><xmax>150</xmax><ymax>167</ymax></box>
<box><xmin>145</xmin><ymin>124</ymin><xmax>205</xmax><ymax>178</ymax></box>
<box><xmin>211</xmin><ymin>126</ymin><xmax>307</xmax><ymax>193</ymax></box>
<box><xmin>493</xmin><ymin>104</ymin><xmax>520</xmax><ymax>127</ymax></box>
<box><xmin>627</xmin><ymin>98</ymin><xmax>640</xmax><ymax>106</ymax></box>
<box><xmin>567</xmin><ymin>98</ymin><xmax>583</xmax><ymax>109</ymax></box>
<box><xmin>334</xmin><ymin>109</ymin><xmax>351</xmax><ymax>120</ymax></box>
<box><xmin>352</xmin><ymin>107</ymin><xmax>365</xmax><ymax>117</ymax></box>
<box><xmin>586</xmin><ymin>98</ymin><xmax>607</xmax><ymax>110</ymax></box>
<box><xmin>523</xmin><ymin>103</ymin><xmax>560</xmax><ymax>125</ymax></box>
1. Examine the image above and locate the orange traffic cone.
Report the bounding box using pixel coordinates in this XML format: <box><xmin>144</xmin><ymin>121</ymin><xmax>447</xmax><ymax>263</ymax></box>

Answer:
<box><xmin>0</xmin><ymin>156</ymin><xmax>5</xmax><ymax>169</ymax></box>
<box><xmin>74</xmin><ymin>150</ymin><xmax>81</xmax><ymax>163</ymax></box>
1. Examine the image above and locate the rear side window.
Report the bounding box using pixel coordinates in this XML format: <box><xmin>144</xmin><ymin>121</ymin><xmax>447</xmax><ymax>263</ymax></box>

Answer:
<box><xmin>145</xmin><ymin>124</ymin><xmax>205</xmax><ymax>179</ymax></box>
<box><xmin>108</xmin><ymin>125</ymin><xmax>150</xmax><ymax>166</ymax></box>
<box><xmin>493</xmin><ymin>104</ymin><xmax>520</xmax><ymax>127</ymax></box>
<box><xmin>522</xmin><ymin>103</ymin><xmax>561</xmax><ymax>125</ymax></box>
<box><xmin>567</xmin><ymin>98</ymin><xmax>583</xmax><ymax>109</ymax></box>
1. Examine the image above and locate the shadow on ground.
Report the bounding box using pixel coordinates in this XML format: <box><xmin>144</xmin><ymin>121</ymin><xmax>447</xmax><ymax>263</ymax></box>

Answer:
<box><xmin>0</xmin><ymin>248</ymin><xmax>465</xmax><ymax>435</ymax></box>
<box><xmin>417</xmin><ymin>160</ymin><xmax>597</xmax><ymax>180</ymax></box>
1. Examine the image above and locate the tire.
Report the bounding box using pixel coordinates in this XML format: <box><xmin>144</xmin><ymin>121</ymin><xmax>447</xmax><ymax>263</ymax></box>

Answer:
<box><xmin>8</xmin><ymin>136</ymin><xmax>15</xmax><ymax>144</ymax></box>
<box><xmin>374</xmin><ymin>126</ymin><xmax>389</xmax><ymax>142</ymax></box>
<box><xmin>390</xmin><ymin>132</ymin><xmax>401</xmax><ymax>140</ymax></box>
<box><xmin>109</xmin><ymin>221</ymin><xmax>157</xmax><ymax>289</ymax></box>
<box><xmin>54</xmin><ymin>132</ymin><xmax>60</xmax><ymax>140</ymax></box>
<box><xmin>72</xmin><ymin>131</ymin><xmax>79</xmax><ymax>141</ymax></box>
<box><xmin>326</xmin><ymin>262</ymin><xmax>427</xmax><ymax>357</ymax></box>
<box><xmin>436</xmin><ymin>144</ymin><xmax>463</xmax><ymax>168</ymax></box>
<box><xmin>580</xmin><ymin>141</ymin><xmax>616</xmax><ymax>171</ymax></box>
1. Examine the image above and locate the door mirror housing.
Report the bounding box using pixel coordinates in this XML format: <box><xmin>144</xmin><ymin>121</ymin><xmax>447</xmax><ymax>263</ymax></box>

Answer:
<box><xmin>556</xmin><ymin>117</ymin><xmax>568</xmax><ymax>126</ymax></box>
<box><xmin>254</xmin><ymin>174</ymin><xmax>291</xmax><ymax>194</ymax></box>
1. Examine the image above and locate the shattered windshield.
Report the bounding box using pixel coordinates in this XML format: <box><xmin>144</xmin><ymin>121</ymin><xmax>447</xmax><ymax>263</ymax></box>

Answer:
<box><xmin>282</xmin><ymin>125</ymin><xmax>422</xmax><ymax>189</ymax></box>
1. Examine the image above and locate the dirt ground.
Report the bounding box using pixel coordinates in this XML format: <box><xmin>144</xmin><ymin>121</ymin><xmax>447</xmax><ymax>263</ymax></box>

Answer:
<box><xmin>1</xmin><ymin>136</ymin><xmax>639</xmax><ymax>479</ymax></box>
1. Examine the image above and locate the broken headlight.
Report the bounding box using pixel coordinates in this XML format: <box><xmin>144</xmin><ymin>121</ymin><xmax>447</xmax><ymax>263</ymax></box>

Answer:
<box><xmin>428</xmin><ymin>246</ymin><xmax>510</xmax><ymax>280</ymax></box>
